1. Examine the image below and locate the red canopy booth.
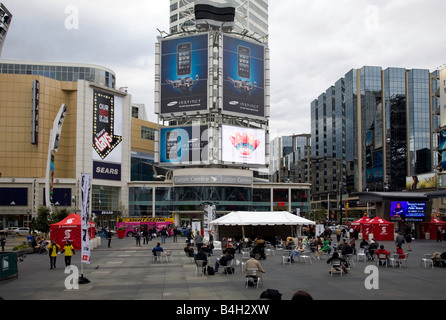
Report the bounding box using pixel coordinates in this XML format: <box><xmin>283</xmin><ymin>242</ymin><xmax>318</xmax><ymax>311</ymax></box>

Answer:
<box><xmin>50</xmin><ymin>214</ymin><xmax>96</xmax><ymax>250</ymax></box>
<box><xmin>351</xmin><ymin>216</ymin><xmax>371</xmax><ymax>231</ymax></box>
<box><xmin>421</xmin><ymin>216</ymin><xmax>446</xmax><ymax>240</ymax></box>
<box><xmin>362</xmin><ymin>217</ymin><xmax>395</xmax><ymax>241</ymax></box>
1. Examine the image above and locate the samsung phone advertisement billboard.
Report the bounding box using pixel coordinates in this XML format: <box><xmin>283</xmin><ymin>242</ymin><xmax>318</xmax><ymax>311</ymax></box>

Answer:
<box><xmin>222</xmin><ymin>125</ymin><xmax>265</xmax><ymax>165</ymax></box>
<box><xmin>160</xmin><ymin>34</ymin><xmax>209</xmax><ymax>115</ymax></box>
<box><xmin>160</xmin><ymin>125</ymin><xmax>209</xmax><ymax>165</ymax></box>
<box><xmin>222</xmin><ymin>35</ymin><xmax>265</xmax><ymax>118</ymax></box>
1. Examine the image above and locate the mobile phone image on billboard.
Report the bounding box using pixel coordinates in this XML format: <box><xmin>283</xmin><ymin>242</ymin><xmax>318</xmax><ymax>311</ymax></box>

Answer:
<box><xmin>177</xmin><ymin>43</ymin><xmax>191</xmax><ymax>76</ymax></box>
<box><xmin>237</xmin><ymin>45</ymin><xmax>251</xmax><ymax>78</ymax></box>
<box><xmin>166</xmin><ymin>131</ymin><xmax>179</xmax><ymax>160</ymax></box>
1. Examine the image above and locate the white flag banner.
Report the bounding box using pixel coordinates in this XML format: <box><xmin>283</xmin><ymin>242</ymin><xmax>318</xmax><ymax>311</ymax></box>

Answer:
<box><xmin>81</xmin><ymin>174</ymin><xmax>92</xmax><ymax>264</ymax></box>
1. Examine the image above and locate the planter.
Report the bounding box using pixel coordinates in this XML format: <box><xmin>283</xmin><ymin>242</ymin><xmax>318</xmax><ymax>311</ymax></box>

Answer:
<box><xmin>117</xmin><ymin>229</ymin><xmax>126</xmax><ymax>239</ymax></box>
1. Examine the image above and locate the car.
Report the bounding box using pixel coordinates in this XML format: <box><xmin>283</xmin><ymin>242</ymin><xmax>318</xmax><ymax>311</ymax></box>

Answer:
<box><xmin>0</xmin><ymin>227</ymin><xmax>18</xmax><ymax>235</ymax></box>
<box><xmin>13</xmin><ymin>227</ymin><xmax>32</xmax><ymax>236</ymax></box>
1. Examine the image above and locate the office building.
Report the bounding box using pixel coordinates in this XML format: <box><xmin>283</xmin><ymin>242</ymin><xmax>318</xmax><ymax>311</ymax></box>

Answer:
<box><xmin>311</xmin><ymin>66</ymin><xmax>440</xmax><ymax>211</ymax></box>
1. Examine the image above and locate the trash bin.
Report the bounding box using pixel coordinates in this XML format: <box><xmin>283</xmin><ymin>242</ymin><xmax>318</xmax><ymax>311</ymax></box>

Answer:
<box><xmin>358</xmin><ymin>233</ymin><xmax>363</xmax><ymax>240</ymax></box>
<box><xmin>368</xmin><ymin>233</ymin><xmax>374</xmax><ymax>241</ymax></box>
<box><xmin>0</xmin><ymin>252</ymin><xmax>18</xmax><ymax>281</ymax></box>
<box><xmin>425</xmin><ymin>232</ymin><xmax>430</xmax><ymax>240</ymax></box>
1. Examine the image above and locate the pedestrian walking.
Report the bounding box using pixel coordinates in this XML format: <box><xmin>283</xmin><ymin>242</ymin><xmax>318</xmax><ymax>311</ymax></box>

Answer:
<box><xmin>106</xmin><ymin>229</ymin><xmax>113</xmax><ymax>248</ymax></box>
<box><xmin>195</xmin><ymin>232</ymin><xmax>203</xmax><ymax>252</ymax></box>
<box><xmin>161</xmin><ymin>227</ymin><xmax>167</xmax><ymax>244</ymax></box>
<box><xmin>47</xmin><ymin>240</ymin><xmax>60</xmax><ymax>270</ymax></box>
<box><xmin>60</xmin><ymin>240</ymin><xmax>75</xmax><ymax>267</ymax></box>
<box><xmin>172</xmin><ymin>227</ymin><xmax>178</xmax><ymax>242</ymax></box>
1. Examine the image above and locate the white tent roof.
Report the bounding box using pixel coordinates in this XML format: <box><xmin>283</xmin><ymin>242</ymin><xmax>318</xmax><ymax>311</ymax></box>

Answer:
<box><xmin>210</xmin><ymin>211</ymin><xmax>315</xmax><ymax>226</ymax></box>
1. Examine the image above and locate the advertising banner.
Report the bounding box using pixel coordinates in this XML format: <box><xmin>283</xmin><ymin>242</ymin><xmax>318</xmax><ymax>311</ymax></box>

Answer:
<box><xmin>222</xmin><ymin>35</ymin><xmax>265</xmax><ymax>118</ymax></box>
<box><xmin>81</xmin><ymin>174</ymin><xmax>91</xmax><ymax>264</ymax></box>
<box><xmin>221</xmin><ymin>125</ymin><xmax>265</xmax><ymax>165</ymax></box>
<box><xmin>92</xmin><ymin>90</ymin><xmax>122</xmax><ymax>180</ymax></box>
<box><xmin>159</xmin><ymin>125</ymin><xmax>208</xmax><ymax>165</ymax></box>
<box><xmin>160</xmin><ymin>33</ymin><xmax>209</xmax><ymax>115</ymax></box>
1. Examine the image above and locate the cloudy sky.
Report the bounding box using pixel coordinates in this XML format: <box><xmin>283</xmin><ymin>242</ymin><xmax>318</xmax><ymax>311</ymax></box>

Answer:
<box><xmin>2</xmin><ymin>0</ymin><xmax>446</xmax><ymax>139</ymax></box>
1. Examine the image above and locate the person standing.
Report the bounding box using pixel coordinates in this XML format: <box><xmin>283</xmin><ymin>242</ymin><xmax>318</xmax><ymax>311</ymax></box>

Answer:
<box><xmin>135</xmin><ymin>231</ymin><xmax>141</xmax><ymax>247</ymax></box>
<box><xmin>47</xmin><ymin>240</ymin><xmax>60</xmax><ymax>270</ymax></box>
<box><xmin>1</xmin><ymin>234</ymin><xmax>6</xmax><ymax>252</ymax></box>
<box><xmin>437</xmin><ymin>227</ymin><xmax>442</xmax><ymax>243</ymax></box>
<box><xmin>172</xmin><ymin>227</ymin><xmax>178</xmax><ymax>243</ymax></box>
<box><xmin>106</xmin><ymin>229</ymin><xmax>113</xmax><ymax>248</ymax></box>
<box><xmin>405</xmin><ymin>232</ymin><xmax>412</xmax><ymax>251</ymax></box>
<box><xmin>160</xmin><ymin>227</ymin><xmax>167</xmax><ymax>244</ymax></box>
<box><xmin>60</xmin><ymin>240</ymin><xmax>75</xmax><ymax>267</ymax></box>
<box><xmin>208</xmin><ymin>230</ymin><xmax>214</xmax><ymax>256</ymax></box>
<box><xmin>195</xmin><ymin>231</ymin><xmax>203</xmax><ymax>253</ymax></box>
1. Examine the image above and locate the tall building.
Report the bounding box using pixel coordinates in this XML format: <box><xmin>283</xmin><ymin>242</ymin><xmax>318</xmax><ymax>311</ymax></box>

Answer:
<box><xmin>169</xmin><ymin>0</ymin><xmax>268</xmax><ymax>43</ymax></box>
<box><xmin>0</xmin><ymin>3</ymin><xmax>12</xmax><ymax>57</ymax></box>
<box><xmin>311</xmin><ymin>66</ymin><xmax>440</xmax><ymax>207</ymax></box>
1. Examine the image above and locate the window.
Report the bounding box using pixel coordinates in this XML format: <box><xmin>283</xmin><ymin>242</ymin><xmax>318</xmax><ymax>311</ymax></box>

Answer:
<box><xmin>141</xmin><ymin>127</ymin><xmax>155</xmax><ymax>141</ymax></box>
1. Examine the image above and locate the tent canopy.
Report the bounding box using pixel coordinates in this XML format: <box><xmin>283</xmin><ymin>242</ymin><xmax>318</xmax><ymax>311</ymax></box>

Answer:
<box><xmin>209</xmin><ymin>211</ymin><xmax>315</xmax><ymax>241</ymax></box>
<box><xmin>210</xmin><ymin>211</ymin><xmax>316</xmax><ymax>226</ymax></box>
<box><xmin>351</xmin><ymin>216</ymin><xmax>371</xmax><ymax>226</ymax></box>
<box><xmin>50</xmin><ymin>213</ymin><xmax>95</xmax><ymax>250</ymax></box>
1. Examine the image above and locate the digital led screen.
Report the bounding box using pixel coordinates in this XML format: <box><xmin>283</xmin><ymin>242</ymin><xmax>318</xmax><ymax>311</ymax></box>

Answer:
<box><xmin>159</xmin><ymin>125</ymin><xmax>209</xmax><ymax>165</ymax></box>
<box><xmin>390</xmin><ymin>201</ymin><xmax>426</xmax><ymax>222</ymax></box>
<box><xmin>221</xmin><ymin>125</ymin><xmax>265</xmax><ymax>165</ymax></box>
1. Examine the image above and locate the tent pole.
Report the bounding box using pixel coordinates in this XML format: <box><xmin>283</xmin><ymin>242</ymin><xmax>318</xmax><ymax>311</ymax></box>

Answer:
<box><xmin>242</xmin><ymin>225</ymin><xmax>245</xmax><ymax>240</ymax></box>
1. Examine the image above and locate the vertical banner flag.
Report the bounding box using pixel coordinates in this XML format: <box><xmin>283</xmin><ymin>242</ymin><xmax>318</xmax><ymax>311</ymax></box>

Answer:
<box><xmin>203</xmin><ymin>203</ymin><xmax>216</xmax><ymax>238</ymax></box>
<box><xmin>81</xmin><ymin>174</ymin><xmax>92</xmax><ymax>264</ymax></box>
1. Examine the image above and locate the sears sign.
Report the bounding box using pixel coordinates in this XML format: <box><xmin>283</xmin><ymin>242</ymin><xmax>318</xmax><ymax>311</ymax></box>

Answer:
<box><xmin>93</xmin><ymin>161</ymin><xmax>121</xmax><ymax>181</ymax></box>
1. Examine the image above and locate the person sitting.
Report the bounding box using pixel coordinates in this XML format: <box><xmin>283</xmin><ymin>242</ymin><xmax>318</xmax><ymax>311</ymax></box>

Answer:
<box><xmin>223</xmin><ymin>243</ymin><xmax>236</xmax><ymax>259</ymax></box>
<box><xmin>341</xmin><ymin>240</ymin><xmax>353</xmax><ymax>257</ymax></box>
<box><xmin>394</xmin><ymin>245</ymin><xmax>406</xmax><ymax>266</ymax></box>
<box><xmin>253</xmin><ymin>236</ymin><xmax>266</xmax><ymax>260</ymax></box>
<box><xmin>327</xmin><ymin>251</ymin><xmax>348</xmax><ymax>274</ymax></box>
<box><xmin>214</xmin><ymin>250</ymin><xmax>233</xmax><ymax>273</ymax></box>
<box><xmin>368</xmin><ymin>239</ymin><xmax>379</xmax><ymax>260</ymax></box>
<box><xmin>184</xmin><ymin>244</ymin><xmax>195</xmax><ymax>257</ymax></box>
<box><xmin>290</xmin><ymin>239</ymin><xmax>305</xmax><ymax>262</ymax></box>
<box><xmin>285</xmin><ymin>236</ymin><xmax>295</xmax><ymax>250</ymax></box>
<box><xmin>245</xmin><ymin>254</ymin><xmax>266</xmax><ymax>285</ymax></box>
<box><xmin>152</xmin><ymin>242</ymin><xmax>163</xmax><ymax>256</ymax></box>
<box><xmin>375</xmin><ymin>245</ymin><xmax>390</xmax><ymax>265</ymax></box>
<box><xmin>195</xmin><ymin>248</ymin><xmax>208</xmax><ymax>273</ymax></box>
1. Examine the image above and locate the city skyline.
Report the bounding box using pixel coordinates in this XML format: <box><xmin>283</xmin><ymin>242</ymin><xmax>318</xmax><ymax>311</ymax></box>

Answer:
<box><xmin>1</xmin><ymin>0</ymin><xmax>446</xmax><ymax>139</ymax></box>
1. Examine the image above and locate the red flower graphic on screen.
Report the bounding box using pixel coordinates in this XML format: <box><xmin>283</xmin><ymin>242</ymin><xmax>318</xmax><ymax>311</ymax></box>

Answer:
<box><xmin>229</xmin><ymin>132</ymin><xmax>261</xmax><ymax>156</ymax></box>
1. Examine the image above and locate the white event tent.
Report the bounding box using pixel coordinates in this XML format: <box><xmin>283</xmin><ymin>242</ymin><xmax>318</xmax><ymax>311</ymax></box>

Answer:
<box><xmin>209</xmin><ymin>211</ymin><xmax>315</xmax><ymax>241</ymax></box>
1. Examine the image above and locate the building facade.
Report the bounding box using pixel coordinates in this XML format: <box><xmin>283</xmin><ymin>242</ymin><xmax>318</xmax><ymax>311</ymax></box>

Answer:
<box><xmin>311</xmin><ymin>66</ymin><xmax>440</xmax><ymax>219</ymax></box>
<box><xmin>169</xmin><ymin>0</ymin><xmax>268</xmax><ymax>43</ymax></box>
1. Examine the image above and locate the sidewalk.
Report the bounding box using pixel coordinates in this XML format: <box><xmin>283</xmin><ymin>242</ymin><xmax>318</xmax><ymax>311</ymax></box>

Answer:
<box><xmin>1</xmin><ymin>234</ymin><xmax>446</xmax><ymax>301</ymax></box>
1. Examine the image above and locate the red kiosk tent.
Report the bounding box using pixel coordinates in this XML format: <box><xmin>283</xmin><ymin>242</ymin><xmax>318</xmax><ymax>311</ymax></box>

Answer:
<box><xmin>362</xmin><ymin>217</ymin><xmax>394</xmax><ymax>241</ymax></box>
<box><xmin>351</xmin><ymin>216</ymin><xmax>371</xmax><ymax>231</ymax></box>
<box><xmin>421</xmin><ymin>216</ymin><xmax>446</xmax><ymax>240</ymax></box>
<box><xmin>50</xmin><ymin>213</ymin><xmax>96</xmax><ymax>250</ymax></box>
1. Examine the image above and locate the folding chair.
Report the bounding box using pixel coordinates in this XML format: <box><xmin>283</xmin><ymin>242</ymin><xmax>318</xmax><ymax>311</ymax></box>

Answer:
<box><xmin>356</xmin><ymin>248</ymin><xmax>367</xmax><ymax>262</ymax></box>
<box><xmin>329</xmin><ymin>259</ymin><xmax>344</xmax><ymax>277</ymax></box>
<box><xmin>421</xmin><ymin>254</ymin><xmax>433</xmax><ymax>268</ymax></box>
<box><xmin>298</xmin><ymin>250</ymin><xmax>312</xmax><ymax>265</ymax></box>
<box><xmin>152</xmin><ymin>251</ymin><xmax>162</xmax><ymax>263</ymax></box>
<box><xmin>162</xmin><ymin>250</ymin><xmax>173</xmax><ymax>263</ymax></box>
<box><xmin>376</xmin><ymin>253</ymin><xmax>388</xmax><ymax>267</ymax></box>
<box><xmin>245</xmin><ymin>268</ymin><xmax>263</xmax><ymax>288</ymax></box>
<box><xmin>282</xmin><ymin>250</ymin><xmax>292</xmax><ymax>265</ymax></box>
<box><xmin>194</xmin><ymin>259</ymin><xmax>207</xmax><ymax>276</ymax></box>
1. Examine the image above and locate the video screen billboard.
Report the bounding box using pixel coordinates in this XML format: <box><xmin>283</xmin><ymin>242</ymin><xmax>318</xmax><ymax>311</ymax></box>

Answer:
<box><xmin>222</xmin><ymin>35</ymin><xmax>265</xmax><ymax>118</ymax></box>
<box><xmin>159</xmin><ymin>125</ymin><xmax>209</xmax><ymax>165</ymax></box>
<box><xmin>390</xmin><ymin>201</ymin><xmax>426</xmax><ymax>222</ymax></box>
<box><xmin>160</xmin><ymin>34</ymin><xmax>209</xmax><ymax>115</ymax></box>
<box><xmin>221</xmin><ymin>125</ymin><xmax>265</xmax><ymax>165</ymax></box>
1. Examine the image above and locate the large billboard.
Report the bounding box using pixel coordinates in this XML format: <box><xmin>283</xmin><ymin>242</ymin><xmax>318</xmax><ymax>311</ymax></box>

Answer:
<box><xmin>221</xmin><ymin>125</ymin><xmax>265</xmax><ymax>165</ymax></box>
<box><xmin>159</xmin><ymin>125</ymin><xmax>209</xmax><ymax>165</ymax></box>
<box><xmin>222</xmin><ymin>35</ymin><xmax>265</xmax><ymax>118</ymax></box>
<box><xmin>92</xmin><ymin>90</ymin><xmax>123</xmax><ymax>181</ymax></box>
<box><xmin>160</xmin><ymin>34</ymin><xmax>209</xmax><ymax>115</ymax></box>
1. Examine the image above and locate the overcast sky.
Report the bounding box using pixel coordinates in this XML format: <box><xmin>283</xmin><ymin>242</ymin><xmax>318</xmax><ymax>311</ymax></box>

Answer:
<box><xmin>2</xmin><ymin>0</ymin><xmax>446</xmax><ymax>139</ymax></box>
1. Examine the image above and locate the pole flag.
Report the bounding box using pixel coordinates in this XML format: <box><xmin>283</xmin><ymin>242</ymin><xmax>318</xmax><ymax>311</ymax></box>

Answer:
<box><xmin>81</xmin><ymin>173</ymin><xmax>92</xmax><ymax>264</ymax></box>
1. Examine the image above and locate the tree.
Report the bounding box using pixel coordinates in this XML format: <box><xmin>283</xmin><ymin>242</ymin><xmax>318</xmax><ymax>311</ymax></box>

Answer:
<box><xmin>35</xmin><ymin>206</ymin><xmax>51</xmax><ymax>234</ymax></box>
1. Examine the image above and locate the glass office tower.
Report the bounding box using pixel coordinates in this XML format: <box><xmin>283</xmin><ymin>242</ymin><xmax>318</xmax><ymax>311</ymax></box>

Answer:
<box><xmin>311</xmin><ymin>66</ymin><xmax>438</xmax><ymax>202</ymax></box>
